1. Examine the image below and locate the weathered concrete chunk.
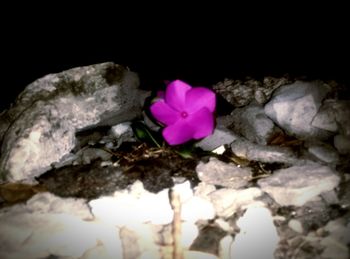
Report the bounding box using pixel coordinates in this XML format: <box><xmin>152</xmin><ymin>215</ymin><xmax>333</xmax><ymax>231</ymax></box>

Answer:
<box><xmin>0</xmin><ymin>62</ymin><xmax>143</xmax><ymax>182</ymax></box>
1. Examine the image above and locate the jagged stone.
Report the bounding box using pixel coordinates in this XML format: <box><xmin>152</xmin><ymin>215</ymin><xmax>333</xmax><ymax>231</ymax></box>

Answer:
<box><xmin>0</xmin><ymin>62</ymin><xmax>144</xmax><ymax>182</ymax></box>
<box><xmin>264</xmin><ymin>80</ymin><xmax>332</xmax><ymax>140</ymax></box>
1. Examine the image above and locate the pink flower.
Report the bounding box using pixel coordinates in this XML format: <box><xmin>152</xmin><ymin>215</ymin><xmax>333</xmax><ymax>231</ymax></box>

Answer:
<box><xmin>150</xmin><ymin>80</ymin><xmax>216</xmax><ymax>145</ymax></box>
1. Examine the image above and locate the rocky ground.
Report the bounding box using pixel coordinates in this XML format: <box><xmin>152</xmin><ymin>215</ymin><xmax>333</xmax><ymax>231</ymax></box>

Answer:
<box><xmin>0</xmin><ymin>63</ymin><xmax>349</xmax><ymax>259</ymax></box>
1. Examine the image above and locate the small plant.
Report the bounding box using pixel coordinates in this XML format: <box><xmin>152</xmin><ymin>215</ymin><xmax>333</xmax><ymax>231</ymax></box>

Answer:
<box><xmin>150</xmin><ymin>79</ymin><xmax>216</xmax><ymax>145</ymax></box>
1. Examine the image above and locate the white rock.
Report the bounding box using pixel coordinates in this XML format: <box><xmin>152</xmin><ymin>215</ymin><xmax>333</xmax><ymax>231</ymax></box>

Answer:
<box><xmin>258</xmin><ymin>163</ymin><xmax>340</xmax><ymax>206</ymax></box>
<box><xmin>181</xmin><ymin>196</ymin><xmax>215</xmax><ymax>223</ymax></box>
<box><xmin>288</xmin><ymin>219</ymin><xmax>304</xmax><ymax>233</ymax></box>
<box><xmin>196</xmin><ymin>157</ymin><xmax>252</xmax><ymax>188</ymax></box>
<box><xmin>110</xmin><ymin>121</ymin><xmax>132</xmax><ymax>137</ymax></box>
<box><xmin>211</xmin><ymin>145</ymin><xmax>226</xmax><ymax>155</ymax></box>
<box><xmin>209</xmin><ymin>188</ymin><xmax>264</xmax><ymax>218</ymax></box>
<box><xmin>181</xmin><ymin>221</ymin><xmax>200</xmax><ymax>248</ymax></box>
<box><xmin>194</xmin><ymin>182</ymin><xmax>217</xmax><ymax>198</ymax></box>
<box><xmin>264</xmin><ymin>80</ymin><xmax>331</xmax><ymax>140</ymax></box>
<box><xmin>230</xmin><ymin>207</ymin><xmax>279</xmax><ymax>259</ymax></box>
<box><xmin>0</xmin><ymin>193</ymin><xmax>100</xmax><ymax>259</ymax></box>
<box><xmin>172</xmin><ymin>180</ymin><xmax>194</xmax><ymax>203</ymax></box>
<box><xmin>89</xmin><ymin>181</ymin><xmax>173</xmax><ymax>226</ymax></box>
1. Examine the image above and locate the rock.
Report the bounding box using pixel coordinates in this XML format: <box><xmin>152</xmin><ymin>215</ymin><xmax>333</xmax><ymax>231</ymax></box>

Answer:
<box><xmin>307</xmin><ymin>142</ymin><xmax>339</xmax><ymax>164</ymax></box>
<box><xmin>333</xmin><ymin>101</ymin><xmax>350</xmax><ymax>136</ymax></box>
<box><xmin>264</xmin><ymin>80</ymin><xmax>332</xmax><ymax>140</ymax></box>
<box><xmin>110</xmin><ymin>121</ymin><xmax>135</xmax><ymax>148</ymax></box>
<box><xmin>320</xmin><ymin>219</ymin><xmax>350</xmax><ymax>259</ymax></box>
<box><xmin>209</xmin><ymin>188</ymin><xmax>264</xmax><ymax>218</ymax></box>
<box><xmin>0</xmin><ymin>62</ymin><xmax>143</xmax><ymax>182</ymax></box>
<box><xmin>230</xmin><ymin>104</ymin><xmax>282</xmax><ymax>144</ymax></box>
<box><xmin>311</xmin><ymin>99</ymin><xmax>339</xmax><ymax>132</ymax></box>
<box><xmin>258</xmin><ymin>163</ymin><xmax>340</xmax><ymax>206</ymax></box>
<box><xmin>195</xmin><ymin>119</ymin><xmax>239</xmax><ymax>151</ymax></box>
<box><xmin>334</xmin><ymin>134</ymin><xmax>350</xmax><ymax>155</ymax></box>
<box><xmin>312</xmin><ymin>100</ymin><xmax>350</xmax><ymax>136</ymax></box>
<box><xmin>230</xmin><ymin>207</ymin><xmax>279</xmax><ymax>259</ymax></box>
<box><xmin>0</xmin><ymin>192</ymin><xmax>100</xmax><ymax>259</ymax></box>
<box><xmin>89</xmin><ymin>181</ymin><xmax>174</xmax><ymax>226</ymax></box>
<box><xmin>230</xmin><ymin>139</ymin><xmax>299</xmax><ymax>164</ymax></box>
<box><xmin>196</xmin><ymin>157</ymin><xmax>252</xmax><ymax>189</ymax></box>
<box><xmin>190</xmin><ymin>225</ymin><xmax>227</xmax><ymax>256</ymax></box>
<box><xmin>288</xmin><ymin>219</ymin><xmax>304</xmax><ymax>233</ymax></box>
<box><xmin>213</xmin><ymin>77</ymin><xmax>290</xmax><ymax>107</ymax></box>
<box><xmin>293</xmin><ymin>200</ymin><xmax>339</xmax><ymax>232</ymax></box>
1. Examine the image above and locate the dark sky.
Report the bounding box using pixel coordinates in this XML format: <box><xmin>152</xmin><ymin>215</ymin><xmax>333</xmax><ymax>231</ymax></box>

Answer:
<box><xmin>1</xmin><ymin>9</ymin><xmax>349</xmax><ymax>112</ymax></box>
<box><xmin>1</xmin><ymin>42</ymin><xmax>347</xmax><ymax>112</ymax></box>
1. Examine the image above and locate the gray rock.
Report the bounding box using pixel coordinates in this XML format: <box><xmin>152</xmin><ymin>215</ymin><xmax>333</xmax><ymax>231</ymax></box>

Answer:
<box><xmin>109</xmin><ymin>121</ymin><xmax>135</xmax><ymax>148</ymax></box>
<box><xmin>258</xmin><ymin>163</ymin><xmax>340</xmax><ymax>206</ymax></box>
<box><xmin>230</xmin><ymin>104</ymin><xmax>281</xmax><ymax>145</ymax></box>
<box><xmin>0</xmin><ymin>62</ymin><xmax>143</xmax><ymax>182</ymax></box>
<box><xmin>195</xmin><ymin>124</ymin><xmax>239</xmax><ymax>151</ymax></box>
<box><xmin>333</xmin><ymin>101</ymin><xmax>350</xmax><ymax>136</ymax></box>
<box><xmin>230</xmin><ymin>139</ymin><xmax>298</xmax><ymax>164</ymax></box>
<box><xmin>311</xmin><ymin>99</ymin><xmax>339</xmax><ymax>132</ymax></box>
<box><xmin>334</xmin><ymin>134</ymin><xmax>350</xmax><ymax>155</ymax></box>
<box><xmin>312</xmin><ymin>100</ymin><xmax>350</xmax><ymax>136</ymax></box>
<box><xmin>196</xmin><ymin>157</ymin><xmax>252</xmax><ymax>188</ymax></box>
<box><xmin>307</xmin><ymin>142</ymin><xmax>339</xmax><ymax>164</ymax></box>
<box><xmin>264</xmin><ymin>80</ymin><xmax>332</xmax><ymax>140</ymax></box>
<box><xmin>213</xmin><ymin>77</ymin><xmax>290</xmax><ymax>107</ymax></box>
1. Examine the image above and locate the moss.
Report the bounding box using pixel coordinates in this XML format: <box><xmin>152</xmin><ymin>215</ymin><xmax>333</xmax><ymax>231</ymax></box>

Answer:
<box><xmin>104</xmin><ymin>64</ymin><xmax>125</xmax><ymax>86</ymax></box>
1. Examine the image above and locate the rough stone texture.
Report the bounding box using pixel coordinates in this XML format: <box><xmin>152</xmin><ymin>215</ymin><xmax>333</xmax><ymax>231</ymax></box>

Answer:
<box><xmin>320</xmin><ymin>219</ymin><xmax>350</xmax><ymax>259</ymax></box>
<box><xmin>258</xmin><ymin>163</ymin><xmax>340</xmax><ymax>206</ymax></box>
<box><xmin>307</xmin><ymin>142</ymin><xmax>339</xmax><ymax>164</ymax></box>
<box><xmin>208</xmin><ymin>188</ymin><xmax>264</xmax><ymax>218</ymax></box>
<box><xmin>264</xmin><ymin>80</ymin><xmax>332</xmax><ymax>140</ymax></box>
<box><xmin>230</xmin><ymin>104</ymin><xmax>282</xmax><ymax>144</ymax></box>
<box><xmin>195</xmin><ymin>124</ymin><xmax>239</xmax><ymax>151</ymax></box>
<box><xmin>196</xmin><ymin>157</ymin><xmax>252</xmax><ymax>189</ymax></box>
<box><xmin>312</xmin><ymin>100</ymin><xmax>350</xmax><ymax>136</ymax></box>
<box><xmin>334</xmin><ymin>134</ymin><xmax>350</xmax><ymax>155</ymax></box>
<box><xmin>0</xmin><ymin>62</ymin><xmax>143</xmax><ymax>182</ymax></box>
<box><xmin>230</xmin><ymin>139</ymin><xmax>299</xmax><ymax>164</ymax></box>
<box><xmin>311</xmin><ymin>99</ymin><xmax>339</xmax><ymax>132</ymax></box>
<box><xmin>213</xmin><ymin>77</ymin><xmax>291</xmax><ymax>107</ymax></box>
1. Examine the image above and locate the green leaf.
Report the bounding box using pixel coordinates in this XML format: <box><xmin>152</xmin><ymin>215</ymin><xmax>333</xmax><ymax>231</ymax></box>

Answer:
<box><xmin>131</xmin><ymin>121</ymin><xmax>162</xmax><ymax>148</ymax></box>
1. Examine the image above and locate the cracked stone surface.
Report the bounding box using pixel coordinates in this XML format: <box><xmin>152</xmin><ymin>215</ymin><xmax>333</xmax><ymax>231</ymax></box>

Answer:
<box><xmin>0</xmin><ymin>62</ymin><xmax>144</xmax><ymax>182</ymax></box>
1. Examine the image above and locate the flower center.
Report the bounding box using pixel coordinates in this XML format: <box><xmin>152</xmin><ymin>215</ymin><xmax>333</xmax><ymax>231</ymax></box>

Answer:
<box><xmin>180</xmin><ymin>111</ymin><xmax>188</xmax><ymax>118</ymax></box>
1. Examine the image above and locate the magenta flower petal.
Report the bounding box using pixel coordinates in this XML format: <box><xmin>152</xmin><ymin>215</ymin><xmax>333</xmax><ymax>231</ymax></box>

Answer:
<box><xmin>150</xmin><ymin>100</ymin><xmax>180</xmax><ymax>126</ymax></box>
<box><xmin>185</xmin><ymin>87</ymin><xmax>216</xmax><ymax>113</ymax></box>
<box><xmin>165</xmin><ymin>80</ymin><xmax>191</xmax><ymax>111</ymax></box>
<box><xmin>187</xmin><ymin>107</ymin><xmax>215</xmax><ymax>139</ymax></box>
<box><xmin>162</xmin><ymin>120</ymin><xmax>195</xmax><ymax>145</ymax></box>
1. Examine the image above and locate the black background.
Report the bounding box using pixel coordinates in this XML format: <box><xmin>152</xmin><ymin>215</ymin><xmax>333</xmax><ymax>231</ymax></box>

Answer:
<box><xmin>1</xmin><ymin>6</ymin><xmax>348</xmax><ymax>112</ymax></box>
